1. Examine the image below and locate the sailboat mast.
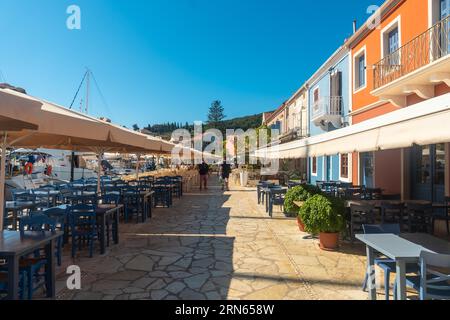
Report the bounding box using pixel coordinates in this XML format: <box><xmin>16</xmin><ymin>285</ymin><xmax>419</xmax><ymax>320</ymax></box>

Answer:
<box><xmin>85</xmin><ymin>69</ymin><xmax>90</xmax><ymax>114</ymax></box>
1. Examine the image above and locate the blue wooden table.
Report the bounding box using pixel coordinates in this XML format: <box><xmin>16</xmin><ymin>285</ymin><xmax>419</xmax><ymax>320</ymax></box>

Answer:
<box><xmin>356</xmin><ymin>233</ymin><xmax>450</xmax><ymax>300</ymax></box>
<box><xmin>0</xmin><ymin>231</ymin><xmax>62</xmax><ymax>300</ymax></box>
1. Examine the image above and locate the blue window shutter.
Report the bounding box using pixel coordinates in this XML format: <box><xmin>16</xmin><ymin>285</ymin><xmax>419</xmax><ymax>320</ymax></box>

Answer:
<box><xmin>358</xmin><ymin>55</ymin><xmax>365</xmax><ymax>87</ymax></box>
<box><xmin>388</xmin><ymin>28</ymin><xmax>399</xmax><ymax>54</ymax></box>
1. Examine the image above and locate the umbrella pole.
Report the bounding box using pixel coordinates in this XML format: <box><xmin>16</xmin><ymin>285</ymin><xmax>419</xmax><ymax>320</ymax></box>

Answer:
<box><xmin>97</xmin><ymin>152</ymin><xmax>103</xmax><ymax>194</ymax></box>
<box><xmin>135</xmin><ymin>154</ymin><xmax>141</xmax><ymax>181</ymax></box>
<box><xmin>0</xmin><ymin>133</ymin><xmax>7</xmax><ymax>231</ymax></box>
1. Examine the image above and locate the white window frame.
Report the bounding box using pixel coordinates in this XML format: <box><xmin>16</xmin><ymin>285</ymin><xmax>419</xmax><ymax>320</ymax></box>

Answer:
<box><xmin>380</xmin><ymin>16</ymin><xmax>402</xmax><ymax>59</ymax></box>
<box><xmin>339</xmin><ymin>153</ymin><xmax>352</xmax><ymax>182</ymax></box>
<box><xmin>353</xmin><ymin>46</ymin><xmax>367</xmax><ymax>94</ymax></box>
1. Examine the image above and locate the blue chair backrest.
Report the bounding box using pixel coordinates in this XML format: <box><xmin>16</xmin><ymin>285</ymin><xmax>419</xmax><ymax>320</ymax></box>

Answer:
<box><xmin>363</xmin><ymin>224</ymin><xmax>401</xmax><ymax>235</ymax></box>
<box><xmin>19</xmin><ymin>213</ymin><xmax>57</xmax><ymax>235</ymax></box>
<box><xmin>11</xmin><ymin>189</ymin><xmax>33</xmax><ymax>202</ymax></box>
<box><xmin>419</xmin><ymin>251</ymin><xmax>450</xmax><ymax>300</ymax></box>
<box><xmin>68</xmin><ymin>204</ymin><xmax>96</xmax><ymax>225</ymax></box>
<box><xmin>100</xmin><ymin>193</ymin><xmax>120</xmax><ymax>205</ymax></box>
<box><xmin>43</xmin><ymin>207</ymin><xmax>68</xmax><ymax>219</ymax></box>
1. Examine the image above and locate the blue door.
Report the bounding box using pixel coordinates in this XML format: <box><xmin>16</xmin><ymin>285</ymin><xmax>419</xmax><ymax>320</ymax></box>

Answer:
<box><xmin>411</xmin><ymin>144</ymin><xmax>445</xmax><ymax>202</ymax></box>
<box><xmin>326</xmin><ymin>156</ymin><xmax>332</xmax><ymax>182</ymax></box>
<box><xmin>360</xmin><ymin>152</ymin><xmax>374</xmax><ymax>188</ymax></box>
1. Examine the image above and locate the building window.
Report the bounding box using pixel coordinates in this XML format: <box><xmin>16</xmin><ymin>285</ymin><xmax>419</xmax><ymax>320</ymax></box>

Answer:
<box><xmin>353</xmin><ymin>47</ymin><xmax>367</xmax><ymax>92</ymax></box>
<box><xmin>340</xmin><ymin>154</ymin><xmax>349</xmax><ymax>179</ymax></box>
<box><xmin>381</xmin><ymin>17</ymin><xmax>401</xmax><ymax>66</ymax></box>
<box><xmin>312</xmin><ymin>157</ymin><xmax>317</xmax><ymax>175</ymax></box>
<box><xmin>313</xmin><ymin>88</ymin><xmax>319</xmax><ymax>104</ymax></box>
<box><xmin>357</xmin><ymin>55</ymin><xmax>366</xmax><ymax>88</ymax></box>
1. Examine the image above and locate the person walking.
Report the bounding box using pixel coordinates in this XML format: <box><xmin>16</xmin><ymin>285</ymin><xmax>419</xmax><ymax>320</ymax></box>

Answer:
<box><xmin>197</xmin><ymin>160</ymin><xmax>210</xmax><ymax>190</ymax></box>
<box><xmin>220</xmin><ymin>160</ymin><xmax>232</xmax><ymax>191</ymax></box>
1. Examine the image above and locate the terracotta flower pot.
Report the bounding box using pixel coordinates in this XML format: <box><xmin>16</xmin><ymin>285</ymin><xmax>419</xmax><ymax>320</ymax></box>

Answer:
<box><xmin>297</xmin><ymin>216</ymin><xmax>306</xmax><ymax>232</ymax></box>
<box><xmin>319</xmin><ymin>232</ymin><xmax>339</xmax><ymax>251</ymax></box>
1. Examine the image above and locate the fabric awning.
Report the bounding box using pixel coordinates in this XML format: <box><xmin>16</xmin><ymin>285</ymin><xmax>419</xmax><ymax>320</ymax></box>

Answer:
<box><xmin>256</xmin><ymin>93</ymin><xmax>450</xmax><ymax>159</ymax></box>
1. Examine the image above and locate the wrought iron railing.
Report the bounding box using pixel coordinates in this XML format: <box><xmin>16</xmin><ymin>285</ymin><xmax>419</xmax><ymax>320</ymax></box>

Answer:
<box><xmin>311</xmin><ymin>96</ymin><xmax>343</xmax><ymax>121</ymax></box>
<box><xmin>373</xmin><ymin>15</ymin><xmax>450</xmax><ymax>89</ymax></box>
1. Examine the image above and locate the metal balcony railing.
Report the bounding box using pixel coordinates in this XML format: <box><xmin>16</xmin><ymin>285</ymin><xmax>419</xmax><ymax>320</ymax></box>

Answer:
<box><xmin>311</xmin><ymin>96</ymin><xmax>343</xmax><ymax>121</ymax></box>
<box><xmin>373</xmin><ymin>15</ymin><xmax>450</xmax><ymax>89</ymax></box>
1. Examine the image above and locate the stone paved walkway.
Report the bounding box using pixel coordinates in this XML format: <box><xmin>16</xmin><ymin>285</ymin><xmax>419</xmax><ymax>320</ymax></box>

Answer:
<box><xmin>55</xmin><ymin>177</ymin><xmax>372</xmax><ymax>300</ymax></box>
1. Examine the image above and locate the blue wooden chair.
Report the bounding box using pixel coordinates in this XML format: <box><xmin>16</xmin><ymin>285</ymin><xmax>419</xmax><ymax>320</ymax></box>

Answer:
<box><xmin>394</xmin><ymin>251</ymin><xmax>450</xmax><ymax>300</ymax></box>
<box><xmin>99</xmin><ymin>193</ymin><xmax>120</xmax><ymax>246</ymax></box>
<box><xmin>39</xmin><ymin>208</ymin><xmax>67</xmax><ymax>266</ymax></box>
<box><xmin>19</xmin><ymin>214</ymin><xmax>58</xmax><ymax>300</ymax></box>
<box><xmin>405</xmin><ymin>202</ymin><xmax>433</xmax><ymax>233</ymax></box>
<box><xmin>0</xmin><ymin>271</ymin><xmax>26</xmax><ymax>300</ymax></box>
<box><xmin>153</xmin><ymin>185</ymin><xmax>171</xmax><ymax>209</ymax></box>
<box><xmin>68</xmin><ymin>205</ymin><xmax>98</xmax><ymax>258</ymax></box>
<box><xmin>432</xmin><ymin>197</ymin><xmax>450</xmax><ymax>236</ymax></box>
<box><xmin>122</xmin><ymin>186</ymin><xmax>142</xmax><ymax>222</ymax></box>
<box><xmin>362</xmin><ymin>224</ymin><xmax>418</xmax><ymax>300</ymax></box>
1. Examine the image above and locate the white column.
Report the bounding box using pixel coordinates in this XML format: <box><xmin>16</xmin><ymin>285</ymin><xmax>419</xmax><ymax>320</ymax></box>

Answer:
<box><xmin>0</xmin><ymin>133</ymin><xmax>8</xmax><ymax>231</ymax></box>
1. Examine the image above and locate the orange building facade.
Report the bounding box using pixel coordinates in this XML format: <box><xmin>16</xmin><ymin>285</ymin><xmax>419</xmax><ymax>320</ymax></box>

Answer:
<box><xmin>346</xmin><ymin>0</ymin><xmax>450</xmax><ymax>211</ymax></box>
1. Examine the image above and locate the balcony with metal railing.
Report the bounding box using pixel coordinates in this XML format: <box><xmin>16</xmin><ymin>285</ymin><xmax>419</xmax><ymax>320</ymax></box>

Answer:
<box><xmin>311</xmin><ymin>96</ymin><xmax>343</xmax><ymax>130</ymax></box>
<box><xmin>372</xmin><ymin>15</ymin><xmax>450</xmax><ymax>107</ymax></box>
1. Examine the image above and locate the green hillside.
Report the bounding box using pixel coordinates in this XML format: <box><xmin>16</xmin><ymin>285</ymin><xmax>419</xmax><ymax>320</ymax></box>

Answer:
<box><xmin>144</xmin><ymin>113</ymin><xmax>263</xmax><ymax>139</ymax></box>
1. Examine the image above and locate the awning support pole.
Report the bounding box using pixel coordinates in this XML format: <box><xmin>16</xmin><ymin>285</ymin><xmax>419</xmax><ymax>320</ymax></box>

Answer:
<box><xmin>136</xmin><ymin>153</ymin><xmax>141</xmax><ymax>180</ymax></box>
<box><xmin>97</xmin><ymin>151</ymin><xmax>103</xmax><ymax>194</ymax></box>
<box><xmin>0</xmin><ymin>132</ymin><xmax>8</xmax><ymax>231</ymax></box>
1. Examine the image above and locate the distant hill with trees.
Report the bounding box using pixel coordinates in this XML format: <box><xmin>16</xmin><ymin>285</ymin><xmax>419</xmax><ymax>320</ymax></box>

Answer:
<box><xmin>142</xmin><ymin>113</ymin><xmax>263</xmax><ymax>139</ymax></box>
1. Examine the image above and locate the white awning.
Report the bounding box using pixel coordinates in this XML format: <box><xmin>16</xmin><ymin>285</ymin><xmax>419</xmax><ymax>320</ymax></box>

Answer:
<box><xmin>255</xmin><ymin>93</ymin><xmax>450</xmax><ymax>159</ymax></box>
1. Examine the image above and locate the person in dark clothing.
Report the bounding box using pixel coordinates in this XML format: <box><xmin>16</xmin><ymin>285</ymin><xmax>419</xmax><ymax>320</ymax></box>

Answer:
<box><xmin>197</xmin><ymin>160</ymin><xmax>210</xmax><ymax>190</ymax></box>
<box><xmin>220</xmin><ymin>161</ymin><xmax>232</xmax><ymax>191</ymax></box>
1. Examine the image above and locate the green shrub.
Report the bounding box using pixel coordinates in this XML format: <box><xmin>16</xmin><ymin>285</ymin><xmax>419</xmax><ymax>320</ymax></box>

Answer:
<box><xmin>299</xmin><ymin>194</ymin><xmax>345</xmax><ymax>234</ymax></box>
<box><xmin>284</xmin><ymin>185</ymin><xmax>322</xmax><ymax>214</ymax></box>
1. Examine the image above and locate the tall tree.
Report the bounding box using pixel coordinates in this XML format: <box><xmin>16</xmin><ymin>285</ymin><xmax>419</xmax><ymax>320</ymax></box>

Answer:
<box><xmin>132</xmin><ymin>124</ymin><xmax>140</xmax><ymax>131</ymax></box>
<box><xmin>207</xmin><ymin>100</ymin><xmax>226</xmax><ymax>127</ymax></box>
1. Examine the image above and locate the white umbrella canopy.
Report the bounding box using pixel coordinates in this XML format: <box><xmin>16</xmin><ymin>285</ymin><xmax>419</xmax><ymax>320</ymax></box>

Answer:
<box><xmin>0</xmin><ymin>88</ymin><xmax>175</xmax><ymax>229</ymax></box>
<box><xmin>0</xmin><ymin>88</ymin><xmax>173</xmax><ymax>153</ymax></box>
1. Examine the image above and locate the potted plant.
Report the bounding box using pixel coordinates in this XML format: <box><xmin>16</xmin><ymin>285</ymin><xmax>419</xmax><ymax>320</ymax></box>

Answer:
<box><xmin>284</xmin><ymin>185</ymin><xmax>322</xmax><ymax>232</ymax></box>
<box><xmin>299</xmin><ymin>194</ymin><xmax>345</xmax><ymax>251</ymax></box>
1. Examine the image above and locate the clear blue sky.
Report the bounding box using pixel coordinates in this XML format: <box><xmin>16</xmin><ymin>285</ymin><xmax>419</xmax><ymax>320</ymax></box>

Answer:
<box><xmin>0</xmin><ymin>0</ymin><xmax>383</xmax><ymax>128</ymax></box>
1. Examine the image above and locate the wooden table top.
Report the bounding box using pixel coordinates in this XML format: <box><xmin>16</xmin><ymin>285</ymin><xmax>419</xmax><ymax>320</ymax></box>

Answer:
<box><xmin>0</xmin><ymin>231</ymin><xmax>63</xmax><ymax>257</ymax></box>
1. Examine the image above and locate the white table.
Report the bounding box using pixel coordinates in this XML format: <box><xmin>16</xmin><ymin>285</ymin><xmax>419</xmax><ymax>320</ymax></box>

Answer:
<box><xmin>356</xmin><ymin>233</ymin><xmax>450</xmax><ymax>300</ymax></box>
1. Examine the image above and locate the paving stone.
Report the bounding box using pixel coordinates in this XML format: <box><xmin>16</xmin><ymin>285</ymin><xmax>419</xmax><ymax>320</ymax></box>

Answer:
<box><xmin>123</xmin><ymin>287</ymin><xmax>145</xmax><ymax>294</ymax></box>
<box><xmin>147</xmin><ymin>279</ymin><xmax>166</xmax><ymax>290</ymax></box>
<box><xmin>151</xmin><ymin>289</ymin><xmax>169</xmax><ymax>300</ymax></box>
<box><xmin>168</xmin><ymin>271</ymin><xmax>192</xmax><ymax>279</ymax></box>
<box><xmin>131</xmin><ymin>277</ymin><xmax>157</xmax><ymax>289</ymax></box>
<box><xmin>52</xmin><ymin>178</ymin><xmax>368</xmax><ymax>301</ymax></box>
<box><xmin>184</xmin><ymin>273</ymin><xmax>210</xmax><ymax>290</ymax></box>
<box><xmin>129</xmin><ymin>292</ymin><xmax>151</xmax><ymax>300</ymax></box>
<box><xmin>179</xmin><ymin>288</ymin><xmax>206</xmax><ymax>300</ymax></box>
<box><xmin>205</xmin><ymin>291</ymin><xmax>222</xmax><ymax>300</ymax></box>
<box><xmin>166</xmin><ymin>281</ymin><xmax>186</xmax><ymax>294</ymax></box>
<box><xmin>125</xmin><ymin>255</ymin><xmax>155</xmax><ymax>272</ymax></box>
<box><xmin>91</xmin><ymin>280</ymin><xmax>130</xmax><ymax>292</ymax></box>
<box><xmin>106</xmin><ymin>271</ymin><xmax>147</xmax><ymax>281</ymax></box>
<box><xmin>73</xmin><ymin>291</ymin><xmax>104</xmax><ymax>300</ymax></box>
